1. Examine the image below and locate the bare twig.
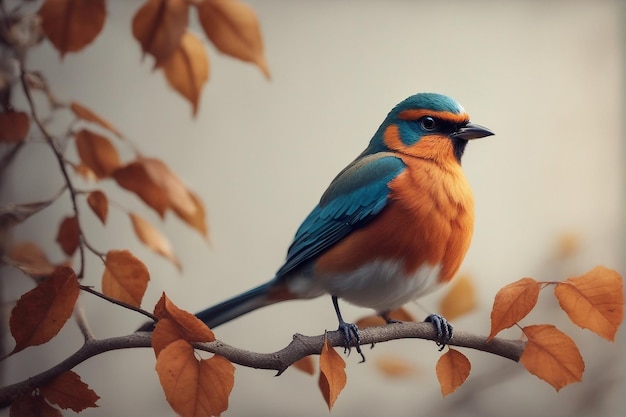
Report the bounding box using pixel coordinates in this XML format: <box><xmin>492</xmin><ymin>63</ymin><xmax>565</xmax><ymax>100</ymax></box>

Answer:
<box><xmin>79</xmin><ymin>285</ymin><xmax>158</xmax><ymax>322</ymax></box>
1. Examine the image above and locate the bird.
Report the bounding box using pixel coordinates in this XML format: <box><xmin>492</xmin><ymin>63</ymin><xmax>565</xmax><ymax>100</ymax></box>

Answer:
<box><xmin>142</xmin><ymin>93</ymin><xmax>494</xmax><ymax>358</ymax></box>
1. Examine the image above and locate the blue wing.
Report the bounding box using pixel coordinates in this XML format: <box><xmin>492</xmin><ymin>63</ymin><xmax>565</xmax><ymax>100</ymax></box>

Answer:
<box><xmin>275</xmin><ymin>152</ymin><xmax>405</xmax><ymax>279</ymax></box>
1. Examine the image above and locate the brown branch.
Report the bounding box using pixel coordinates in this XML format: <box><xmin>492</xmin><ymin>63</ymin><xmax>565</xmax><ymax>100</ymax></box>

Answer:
<box><xmin>0</xmin><ymin>323</ymin><xmax>525</xmax><ymax>409</ymax></box>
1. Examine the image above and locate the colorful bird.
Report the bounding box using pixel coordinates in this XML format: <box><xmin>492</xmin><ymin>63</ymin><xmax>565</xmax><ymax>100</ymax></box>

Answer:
<box><xmin>146</xmin><ymin>93</ymin><xmax>494</xmax><ymax>358</ymax></box>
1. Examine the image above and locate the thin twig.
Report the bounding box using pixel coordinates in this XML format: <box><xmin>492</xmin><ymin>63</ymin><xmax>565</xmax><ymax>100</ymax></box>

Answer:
<box><xmin>73</xmin><ymin>303</ymin><xmax>95</xmax><ymax>342</ymax></box>
<box><xmin>79</xmin><ymin>285</ymin><xmax>158</xmax><ymax>322</ymax></box>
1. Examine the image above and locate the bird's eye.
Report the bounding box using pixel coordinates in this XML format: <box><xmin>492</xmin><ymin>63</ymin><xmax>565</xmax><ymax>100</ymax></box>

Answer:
<box><xmin>420</xmin><ymin>116</ymin><xmax>436</xmax><ymax>131</ymax></box>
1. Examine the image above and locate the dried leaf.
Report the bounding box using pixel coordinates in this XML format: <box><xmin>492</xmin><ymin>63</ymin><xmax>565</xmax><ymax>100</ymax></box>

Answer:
<box><xmin>130</xmin><ymin>212</ymin><xmax>181</xmax><ymax>270</ymax></box>
<box><xmin>87</xmin><ymin>190</ymin><xmax>108</xmax><ymax>224</ymax></box>
<box><xmin>152</xmin><ymin>317</ymin><xmax>183</xmax><ymax>357</ymax></box>
<box><xmin>73</xmin><ymin>163</ymin><xmax>97</xmax><ymax>181</ymax></box>
<box><xmin>39</xmin><ymin>0</ymin><xmax>106</xmax><ymax>57</ymax></box>
<box><xmin>9</xmin><ymin>394</ymin><xmax>62</xmax><ymax>417</ymax></box>
<box><xmin>292</xmin><ymin>356</ymin><xmax>315</xmax><ymax>375</ymax></box>
<box><xmin>520</xmin><ymin>324</ymin><xmax>584</xmax><ymax>391</ymax></box>
<box><xmin>70</xmin><ymin>102</ymin><xmax>122</xmax><ymax>138</ymax></box>
<box><xmin>318</xmin><ymin>337</ymin><xmax>346</xmax><ymax>410</ymax></box>
<box><xmin>56</xmin><ymin>215</ymin><xmax>80</xmax><ymax>257</ymax></box>
<box><xmin>174</xmin><ymin>190</ymin><xmax>209</xmax><ymax>239</ymax></box>
<box><xmin>196</xmin><ymin>0</ymin><xmax>270</xmax><ymax>78</ymax></box>
<box><xmin>375</xmin><ymin>355</ymin><xmax>418</xmax><ymax>378</ymax></box>
<box><xmin>75</xmin><ymin>129</ymin><xmax>121</xmax><ymax>179</ymax></box>
<box><xmin>156</xmin><ymin>339</ymin><xmax>235</xmax><ymax>417</ymax></box>
<box><xmin>0</xmin><ymin>111</ymin><xmax>30</xmax><ymax>142</ymax></box>
<box><xmin>554</xmin><ymin>266</ymin><xmax>623</xmax><ymax>341</ymax></box>
<box><xmin>161</xmin><ymin>30</ymin><xmax>209</xmax><ymax>116</ymax></box>
<box><xmin>488</xmin><ymin>277</ymin><xmax>540</xmax><ymax>340</ymax></box>
<box><xmin>40</xmin><ymin>370</ymin><xmax>100</xmax><ymax>412</ymax></box>
<box><xmin>6</xmin><ymin>242</ymin><xmax>56</xmax><ymax>277</ymax></box>
<box><xmin>355</xmin><ymin>307</ymin><xmax>415</xmax><ymax>329</ymax></box>
<box><xmin>113</xmin><ymin>160</ymin><xmax>170</xmax><ymax>217</ymax></box>
<box><xmin>9</xmin><ymin>266</ymin><xmax>79</xmax><ymax>354</ymax></box>
<box><xmin>439</xmin><ymin>274</ymin><xmax>477</xmax><ymax>321</ymax></box>
<box><xmin>153</xmin><ymin>293</ymin><xmax>215</xmax><ymax>343</ymax></box>
<box><xmin>0</xmin><ymin>198</ymin><xmax>55</xmax><ymax>230</ymax></box>
<box><xmin>132</xmin><ymin>0</ymin><xmax>189</xmax><ymax>65</ymax></box>
<box><xmin>436</xmin><ymin>348</ymin><xmax>471</xmax><ymax>396</ymax></box>
<box><xmin>102</xmin><ymin>250</ymin><xmax>150</xmax><ymax>307</ymax></box>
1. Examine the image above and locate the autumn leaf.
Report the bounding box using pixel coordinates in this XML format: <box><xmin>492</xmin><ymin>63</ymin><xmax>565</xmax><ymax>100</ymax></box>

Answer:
<box><xmin>75</xmin><ymin>129</ymin><xmax>121</xmax><ymax>179</ymax></box>
<box><xmin>375</xmin><ymin>355</ymin><xmax>418</xmax><ymax>378</ymax></box>
<box><xmin>39</xmin><ymin>0</ymin><xmax>106</xmax><ymax>57</ymax></box>
<box><xmin>318</xmin><ymin>337</ymin><xmax>346</xmax><ymax>410</ymax></box>
<box><xmin>0</xmin><ymin>198</ymin><xmax>55</xmax><ymax>231</ymax></box>
<box><xmin>153</xmin><ymin>293</ymin><xmax>215</xmax><ymax>343</ymax></box>
<box><xmin>113</xmin><ymin>160</ymin><xmax>170</xmax><ymax>217</ymax></box>
<box><xmin>87</xmin><ymin>190</ymin><xmax>108</xmax><ymax>224</ymax></box>
<box><xmin>153</xmin><ymin>318</ymin><xmax>183</xmax><ymax>357</ymax></box>
<box><xmin>161</xmin><ymin>30</ymin><xmax>209</xmax><ymax>116</ymax></box>
<box><xmin>554</xmin><ymin>266</ymin><xmax>623</xmax><ymax>341</ymax></box>
<box><xmin>488</xmin><ymin>277</ymin><xmax>540</xmax><ymax>340</ymax></box>
<box><xmin>174</xmin><ymin>190</ymin><xmax>209</xmax><ymax>239</ymax></box>
<box><xmin>56</xmin><ymin>215</ymin><xmax>80</xmax><ymax>256</ymax></box>
<box><xmin>436</xmin><ymin>348</ymin><xmax>471</xmax><ymax>396</ymax></box>
<box><xmin>41</xmin><ymin>370</ymin><xmax>100</xmax><ymax>412</ymax></box>
<box><xmin>439</xmin><ymin>274</ymin><xmax>477</xmax><ymax>321</ymax></box>
<box><xmin>0</xmin><ymin>111</ymin><xmax>30</xmax><ymax>142</ymax></box>
<box><xmin>130</xmin><ymin>212</ymin><xmax>181</xmax><ymax>270</ymax></box>
<box><xmin>102</xmin><ymin>250</ymin><xmax>150</xmax><ymax>307</ymax></box>
<box><xmin>156</xmin><ymin>339</ymin><xmax>235</xmax><ymax>417</ymax></box>
<box><xmin>9</xmin><ymin>394</ymin><xmax>62</xmax><ymax>417</ymax></box>
<box><xmin>292</xmin><ymin>356</ymin><xmax>315</xmax><ymax>375</ymax></box>
<box><xmin>71</xmin><ymin>102</ymin><xmax>122</xmax><ymax>138</ymax></box>
<box><xmin>132</xmin><ymin>0</ymin><xmax>189</xmax><ymax>65</ymax></box>
<box><xmin>520</xmin><ymin>324</ymin><xmax>584</xmax><ymax>391</ymax></box>
<box><xmin>6</xmin><ymin>242</ymin><xmax>56</xmax><ymax>278</ymax></box>
<box><xmin>355</xmin><ymin>307</ymin><xmax>415</xmax><ymax>328</ymax></box>
<box><xmin>196</xmin><ymin>0</ymin><xmax>270</xmax><ymax>78</ymax></box>
<box><xmin>9</xmin><ymin>266</ymin><xmax>79</xmax><ymax>354</ymax></box>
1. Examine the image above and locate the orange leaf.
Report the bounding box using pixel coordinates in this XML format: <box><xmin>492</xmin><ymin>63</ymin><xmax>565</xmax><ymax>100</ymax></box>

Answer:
<box><xmin>40</xmin><ymin>370</ymin><xmax>100</xmax><ymax>412</ymax></box>
<box><xmin>174</xmin><ymin>190</ymin><xmax>209</xmax><ymax>239</ymax></box>
<box><xmin>130</xmin><ymin>212</ymin><xmax>181</xmax><ymax>270</ymax></box>
<box><xmin>161</xmin><ymin>30</ymin><xmax>209</xmax><ymax>116</ymax></box>
<box><xmin>439</xmin><ymin>274</ymin><xmax>477</xmax><ymax>321</ymax></box>
<box><xmin>292</xmin><ymin>356</ymin><xmax>315</xmax><ymax>375</ymax></box>
<box><xmin>9</xmin><ymin>266</ymin><xmax>79</xmax><ymax>354</ymax></box>
<box><xmin>6</xmin><ymin>242</ymin><xmax>56</xmax><ymax>277</ymax></box>
<box><xmin>10</xmin><ymin>394</ymin><xmax>62</xmax><ymax>417</ymax></box>
<box><xmin>375</xmin><ymin>355</ymin><xmax>418</xmax><ymax>378</ymax></box>
<box><xmin>152</xmin><ymin>317</ymin><xmax>184</xmax><ymax>357</ymax></box>
<box><xmin>318</xmin><ymin>337</ymin><xmax>346</xmax><ymax>410</ymax></box>
<box><xmin>153</xmin><ymin>293</ymin><xmax>215</xmax><ymax>343</ymax></box>
<box><xmin>75</xmin><ymin>129</ymin><xmax>121</xmax><ymax>179</ymax></box>
<box><xmin>156</xmin><ymin>339</ymin><xmax>235</xmax><ymax>417</ymax></box>
<box><xmin>102</xmin><ymin>250</ymin><xmax>150</xmax><ymax>307</ymax></box>
<box><xmin>488</xmin><ymin>277</ymin><xmax>540</xmax><ymax>340</ymax></box>
<box><xmin>132</xmin><ymin>0</ymin><xmax>189</xmax><ymax>65</ymax></box>
<box><xmin>436</xmin><ymin>348</ymin><xmax>471</xmax><ymax>396</ymax></box>
<box><xmin>196</xmin><ymin>0</ymin><xmax>270</xmax><ymax>78</ymax></box>
<box><xmin>113</xmin><ymin>161</ymin><xmax>170</xmax><ymax>217</ymax></box>
<box><xmin>554</xmin><ymin>266</ymin><xmax>623</xmax><ymax>341</ymax></box>
<box><xmin>520</xmin><ymin>324</ymin><xmax>584</xmax><ymax>391</ymax></box>
<box><xmin>56</xmin><ymin>215</ymin><xmax>79</xmax><ymax>256</ymax></box>
<box><xmin>39</xmin><ymin>0</ymin><xmax>106</xmax><ymax>57</ymax></box>
<box><xmin>0</xmin><ymin>111</ymin><xmax>30</xmax><ymax>142</ymax></box>
<box><xmin>355</xmin><ymin>307</ymin><xmax>415</xmax><ymax>329</ymax></box>
<box><xmin>87</xmin><ymin>190</ymin><xmax>108</xmax><ymax>224</ymax></box>
<box><xmin>70</xmin><ymin>102</ymin><xmax>122</xmax><ymax>138</ymax></box>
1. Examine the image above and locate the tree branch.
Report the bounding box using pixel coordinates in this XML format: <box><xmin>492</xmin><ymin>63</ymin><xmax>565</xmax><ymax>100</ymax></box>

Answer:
<box><xmin>0</xmin><ymin>322</ymin><xmax>525</xmax><ymax>409</ymax></box>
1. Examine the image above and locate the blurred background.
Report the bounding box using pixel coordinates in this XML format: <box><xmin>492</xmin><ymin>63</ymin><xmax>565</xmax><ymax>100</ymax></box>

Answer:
<box><xmin>1</xmin><ymin>0</ymin><xmax>624</xmax><ymax>416</ymax></box>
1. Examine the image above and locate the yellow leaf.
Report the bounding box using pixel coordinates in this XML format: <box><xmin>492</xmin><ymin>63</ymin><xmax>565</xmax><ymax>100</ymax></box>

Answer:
<box><xmin>554</xmin><ymin>266</ymin><xmax>623</xmax><ymax>341</ymax></box>
<box><xmin>439</xmin><ymin>274</ymin><xmax>477</xmax><ymax>321</ymax></box>
<box><xmin>130</xmin><ymin>212</ymin><xmax>181</xmax><ymax>270</ymax></box>
<box><xmin>318</xmin><ymin>337</ymin><xmax>346</xmax><ymax>410</ymax></box>
<box><xmin>488</xmin><ymin>277</ymin><xmax>540</xmax><ymax>340</ymax></box>
<box><xmin>435</xmin><ymin>348</ymin><xmax>471</xmax><ymax>396</ymax></box>
<box><xmin>102</xmin><ymin>250</ymin><xmax>150</xmax><ymax>307</ymax></box>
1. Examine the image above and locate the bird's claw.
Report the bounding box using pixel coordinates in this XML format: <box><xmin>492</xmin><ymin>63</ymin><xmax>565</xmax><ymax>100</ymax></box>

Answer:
<box><xmin>425</xmin><ymin>313</ymin><xmax>453</xmax><ymax>351</ymax></box>
<box><xmin>337</xmin><ymin>321</ymin><xmax>365</xmax><ymax>362</ymax></box>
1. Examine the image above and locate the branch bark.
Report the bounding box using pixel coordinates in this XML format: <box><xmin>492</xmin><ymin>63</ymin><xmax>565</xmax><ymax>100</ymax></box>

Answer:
<box><xmin>0</xmin><ymin>322</ymin><xmax>525</xmax><ymax>409</ymax></box>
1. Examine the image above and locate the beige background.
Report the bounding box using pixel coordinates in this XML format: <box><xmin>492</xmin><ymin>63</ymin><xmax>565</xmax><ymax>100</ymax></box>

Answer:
<box><xmin>2</xmin><ymin>0</ymin><xmax>624</xmax><ymax>416</ymax></box>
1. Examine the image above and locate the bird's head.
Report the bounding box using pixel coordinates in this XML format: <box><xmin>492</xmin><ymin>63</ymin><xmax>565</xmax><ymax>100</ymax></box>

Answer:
<box><xmin>365</xmin><ymin>93</ymin><xmax>494</xmax><ymax>163</ymax></box>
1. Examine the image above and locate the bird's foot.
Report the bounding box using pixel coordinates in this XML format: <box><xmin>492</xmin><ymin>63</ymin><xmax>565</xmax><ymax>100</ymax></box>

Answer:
<box><xmin>425</xmin><ymin>313</ymin><xmax>453</xmax><ymax>351</ymax></box>
<box><xmin>337</xmin><ymin>320</ymin><xmax>365</xmax><ymax>363</ymax></box>
<box><xmin>380</xmin><ymin>311</ymin><xmax>402</xmax><ymax>324</ymax></box>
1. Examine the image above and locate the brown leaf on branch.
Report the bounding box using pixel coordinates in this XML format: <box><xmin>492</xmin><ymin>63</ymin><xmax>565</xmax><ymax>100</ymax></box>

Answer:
<box><xmin>439</xmin><ymin>274</ymin><xmax>477</xmax><ymax>321</ymax></box>
<box><xmin>132</xmin><ymin>0</ymin><xmax>189</xmax><ymax>65</ymax></box>
<box><xmin>0</xmin><ymin>111</ymin><xmax>30</xmax><ymax>142</ymax></box>
<box><xmin>318</xmin><ymin>337</ymin><xmax>346</xmax><ymax>410</ymax></box>
<box><xmin>56</xmin><ymin>215</ymin><xmax>79</xmax><ymax>256</ymax></box>
<box><xmin>39</xmin><ymin>0</ymin><xmax>107</xmax><ymax>57</ymax></box>
<box><xmin>9</xmin><ymin>266</ymin><xmax>79</xmax><ymax>354</ymax></box>
<box><xmin>554</xmin><ymin>266</ymin><xmax>624</xmax><ymax>341</ymax></box>
<box><xmin>9</xmin><ymin>394</ymin><xmax>62</xmax><ymax>417</ymax></box>
<box><xmin>520</xmin><ymin>324</ymin><xmax>584</xmax><ymax>391</ymax></box>
<box><xmin>40</xmin><ymin>370</ymin><xmax>100</xmax><ymax>412</ymax></box>
<box><xmin>156</xmin><ymin>339</ymin><xmax>234</xmax><ymax>417</ymax></box>
<box><xmin>436</xmin><ymin>348</ymin><xmax>471</xmax><ymax>396</ymax></box>
<box><xmin>153</xmin><ymin>293</ymin><xmax>215</xmax><ymax>343</ymax></box>
<box><xmin>102</xmin><ymin>250</ymin><xmax>150</xmax><ymax>307</ymax></box>
<box><xmin>161</xmin><ymin>30</ymin><xmax>209</xmax><ymax>116</ymax></box>
<box><xmin>488</xmin><ymin>277</ymin><xmax>540</xmax><ymax>340</ymax></box>
<box><xmin>87</xmin><ymin>190</ymin><xmax>108</xmax><ymax>224</ymax></box>
<box><xmin>6</xmin><ymin>242</ymin><xmax>56</xmax><ymax>278</ymax></box>
<box><xmin>75</xmin><ymin>129</ymin><xmax>121</xmax><ymax>179</ymax></box>
<box><xmin>113</xmin><ymin>160</ymin><xmax>170</xmax><ymax>217</ymax></box>
<box><xmin>196</xmin><ymin>0</ymin><xmax>270</xmax><ymax>78</ymax></box>
<box><xmin>71</xmin><ymin>102</ymin><xmax>123</xmax><ymax>138</ymax></box>
<box><xmin>130</xmin><ymin>212</ymin><xmax>181</xmax><ymax>270</ymax></box>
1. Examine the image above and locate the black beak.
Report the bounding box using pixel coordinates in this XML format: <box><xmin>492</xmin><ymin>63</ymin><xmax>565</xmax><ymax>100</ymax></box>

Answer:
<box><xmin>451</xmin><ymin>123</ymin><xmax>494</xmax><ymax>140</ymax></box>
